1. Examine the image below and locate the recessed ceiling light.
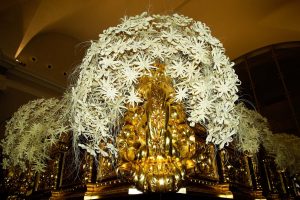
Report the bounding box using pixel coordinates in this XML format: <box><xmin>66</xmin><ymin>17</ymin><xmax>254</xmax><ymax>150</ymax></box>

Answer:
<box><xmin>31</xmin><ymin>57</ymin><xmax>37</xmax><ymax>62</ymax></box>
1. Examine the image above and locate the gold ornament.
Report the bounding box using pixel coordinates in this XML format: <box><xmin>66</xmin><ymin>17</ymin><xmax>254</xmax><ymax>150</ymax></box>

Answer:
<box><xmin>117</xmin><ymin>63</ymin><xmax>196</xmax><ymax>192</ymax></box>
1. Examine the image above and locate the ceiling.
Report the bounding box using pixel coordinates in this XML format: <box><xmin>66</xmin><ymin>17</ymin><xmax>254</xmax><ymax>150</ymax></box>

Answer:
<box><xmin>1</xmin><ymin>0</ymin><xmax>300</xmax><ymax>87</ymax></box>
<box><xmin>0</xmin><ymin>0</ymin><xmax>300</xmax><ymax>123</ymax></box>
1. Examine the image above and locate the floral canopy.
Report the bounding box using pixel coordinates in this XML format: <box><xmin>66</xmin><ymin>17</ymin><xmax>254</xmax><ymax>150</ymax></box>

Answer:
<box><xmin>70</xmin><ymin>12</ymin><xmax>241</xmax><ymax>158</ymax></box>
<box><xmin>2</xmin><ymin>13</ymin><xmax>241</xmax><ymax>173</ymax></box>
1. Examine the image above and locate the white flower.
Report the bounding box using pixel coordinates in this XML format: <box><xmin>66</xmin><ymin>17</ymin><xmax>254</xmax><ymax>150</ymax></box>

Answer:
<box><xmin>191</xmin><ymin>80</ymin><xmax>209</xmax><ymax>97</ymax></box>
<box><xmin>177</xmin><ymin>38</ymin><xmax>191</xmax><ymax>55</ymax></box>
<box><xmin>192</xmin><ymin>21</ymin><xmax>210</xmax><ymax>35</ymax></box>
<box><xmin>191</xmin><ymin>37</ymin><xmax>206</xmax><ymax>54</ymax></box>
<box><xmin>172</xmin><ymin>13</ymin><xmax>192</xmax><ymax>26</ymax></box>
<box><xmin>211</xmin><ymin>48</ymin><xmax>230</xmax><ymax>70</ymax></box>
<box><xmin>100</xmin><ymin>76</ymin><xmax>117</xmax><ymax>89</ymax></box>
<box><xmin>168</xmin><ymin>59</ymin><xmax>186</xmax><ymax>78</ymax></box>
<box><xmin>149</xmin><ymin>45</ymin><xmax>166</xmax><ymax>61</ymax></box>
<box><xmin>189</xmin><ymin>108</ymin><xmax>209</xmax><ymax>124</ymax></box>
<box><xmin>127</xmin><ymin>87</ymin><xmax>142</xmax><ymax>106</ymax></box>
<box><xmin>215</xmin><ymin>79</ymin><xmax>234</xmax><ymax>97</ymax></box>
<box><xmin>102</xmin><ymin>86</ymin><xmax>118</xmax><ymax>100</ymax></box>
<box><xmin>129</xmin><ymin>41</ymin><xmax>144</xmax><ymax>53</ymax></box>
<box><xmin>109</xmin><ymin>97</ymin><xmax>127</xmax><ymax>118</ymax></box>
<box><xmin>191</xmin><ymin>38</ymin><xmax>210</xmax><ymax>64</ymax></box>
<box><xmin>214</xmin><ymin>102</ymin><xmax>234</xmax><ymax>124</ymax></box>
<box><xmin>161</xmin><ymin>27</ymin><xmax>182</xmax><ymax>43</ymax></box>
<box><xmin>143</xmin><ymin>37</ymin><xmax>160</xmax><ymax>49</ymax></box>
<box><xmin>111</xmin><ymin>38</ymin><xmax>128</xmax><ymax>54</ymax></box>
<box><xmin>134</xmin><ymin>54</ymin><xmax>156</xmax><ymax>72</ymax></box>
<box><xmin>114</xmin><ymin>15</ymin><xmax>139</xmax><ymax>35</ymax></box>
<box><xmin>99</xmin><ymin>56</ymin><xmax>120</xmax><ymax>69</ymax></box>
<box><xmin>219</xmin><ymin>132</ymin><xmax>234</xmax><ymax>149</ymax></box>
<box><xmin>197</xmin><ymin>97</ymin><xmax>215</xmax><ymax>113</ymax></box>
<box><xmin>175</xmin><ymin>86</ymin><xmax>188</xmax><ymax>102</ymax></box>
<box><xmin>122</xmin><ymin>66</ymin><xmax>140</xmax><ymax>85</ymax></box>
<box><xmin>205</xmin><ymin>34</ymin><xmax>221</xmax><ymax>47</ymax></box>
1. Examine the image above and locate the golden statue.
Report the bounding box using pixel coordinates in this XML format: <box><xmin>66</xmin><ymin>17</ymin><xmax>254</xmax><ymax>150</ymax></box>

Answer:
<box><xmin>117</xmin><ymin>63</ymin><xmax>196</xmax><ymax>192</ymax></box>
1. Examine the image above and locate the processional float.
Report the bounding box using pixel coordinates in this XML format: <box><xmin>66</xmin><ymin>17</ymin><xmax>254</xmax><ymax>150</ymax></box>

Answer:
<box><xmin>1</xmin><ymin>13</ymin><xmax>300</xmax><ymax>199</ymax></box>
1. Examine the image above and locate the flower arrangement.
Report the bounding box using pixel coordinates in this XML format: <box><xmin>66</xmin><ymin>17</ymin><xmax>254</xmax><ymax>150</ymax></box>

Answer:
<box><xmin>263</xmin><ymin>133</ymin><xmax>300</xmax><ymax>174</ymax></box>
<box><xmin>234</xmin><ymin>103</ymin><xmax>300</xmax><ymax>173</ymax></box>
<box><xmin>234</xmin><ymin>103</ymin><xmax>272</xmax><ymax>154</ymax></box>
<box><xmin>1</xmin><ymin>93</ymin><xmax>71</xmax><ymax>173</ymax></box>
<box><xmin>70</xmin><ymin>12</ymin><xmax>240</xmax><ymax>158</ymax></box>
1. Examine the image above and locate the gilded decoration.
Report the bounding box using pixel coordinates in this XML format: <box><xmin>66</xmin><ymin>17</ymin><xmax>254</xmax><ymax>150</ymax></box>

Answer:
<box><xmin>191</xmin><ymin>141</ymin><xmax>219</xmax><ymax>181</ymax></box>
<box><xmin>3</xmin><ymin>166</ymin><xmax>36</xmax><ymax>197</ymax></box>
<box><xmin>117</xmin><ymin>63</ymin><xmax>196</xmax><ymax>192</ymax></box>
<box><xmin>97</xmin><ymin>155</ymin><xmax>116</xmax><ymax>181</ymax></box>
<box><xmin>219</xmin><ymin>148</ymin><xmax>252</xmax><ymax>187</ymax></box>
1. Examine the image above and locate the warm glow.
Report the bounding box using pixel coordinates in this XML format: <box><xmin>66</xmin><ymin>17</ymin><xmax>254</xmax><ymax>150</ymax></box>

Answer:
<box><xmin>177</xmin><ymin>188</ymin><xmax>186</xmax><ymax>194</ymax></box>
<box><xmin>84</xmin><ymin>195</ymin><xmax>101</xmax><ymax>200</ymax></box>
<box><xmin>217</xmin><ymin>194</ymin><xmax>234</xmax><ymax>199</ymax></box>
<box><xmin>128</xmin><ymin>188</ymin><xmax>143</xmax><ymax>195</ymax></box>
<box><xmin>159</xmin><ymin>178</ymin><xmax>165</xmax><ymax>186</ymax></box>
